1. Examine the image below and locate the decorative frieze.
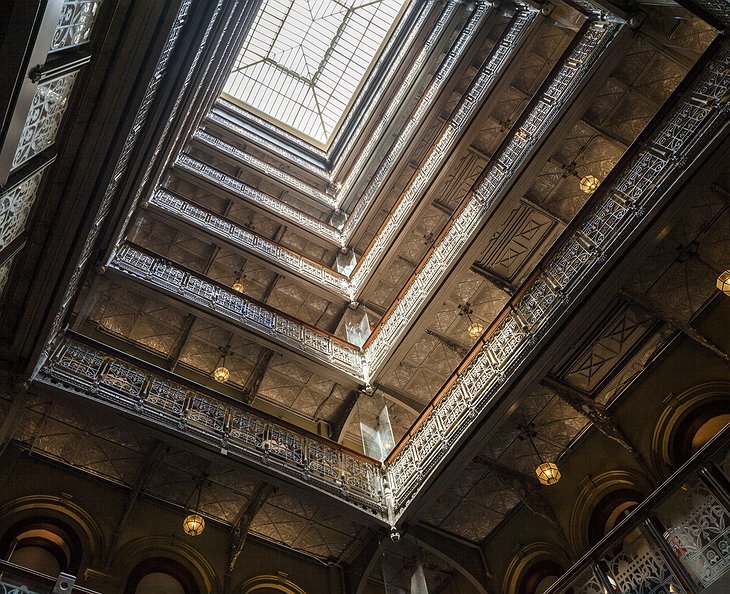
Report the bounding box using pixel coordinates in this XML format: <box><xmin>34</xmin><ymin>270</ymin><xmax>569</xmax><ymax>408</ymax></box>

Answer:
<box><xmin>12</xmin><ymin>71</ymin><xmax>79</xmax><ymax>170</ymax></box>
<box><xmin>50</xmin><ymin>0</ymin><xmax>103</xmax><ymax>51</ymax></box>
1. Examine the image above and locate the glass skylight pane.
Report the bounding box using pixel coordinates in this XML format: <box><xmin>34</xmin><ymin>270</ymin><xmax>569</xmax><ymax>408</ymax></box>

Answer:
<box><xmin>224</xmin><ymin>0</ymin><xmax>407</xmax><ymax>146</ymax></box>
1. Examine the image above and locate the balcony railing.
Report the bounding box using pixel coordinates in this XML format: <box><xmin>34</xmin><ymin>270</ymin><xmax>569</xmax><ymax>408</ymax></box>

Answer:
<box><xmin>0</xmin><ymin>560</ymin><xmax>99</xmax><ymax>594</ymax></box>
<box><xmin>545</xmin><ymin>425</ymin><xmax>730</xmax><ymax>594</ymax></box>
<box><xmin>38</xmin><ymin>337</ymin><xmax>385</xmax><ymax>516</ymax></box>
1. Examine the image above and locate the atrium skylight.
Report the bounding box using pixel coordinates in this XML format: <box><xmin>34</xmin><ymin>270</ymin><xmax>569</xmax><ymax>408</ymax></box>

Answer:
<box><xmin>223</xmin><ymin>0</ymin><xmax>407</xmax><ymax>147</ymax></box>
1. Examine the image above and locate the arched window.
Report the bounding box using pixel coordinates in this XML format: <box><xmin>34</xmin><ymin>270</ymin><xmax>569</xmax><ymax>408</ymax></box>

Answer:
<box><xmin>671</xmin><ymin>401</ymin><xmax>730</xmax><ymax>465</ymax></box>
<box><xmin>517</xmin><ymin>559</ymin><xmax>563</xmax><ymax>594</ymax></box>
<box><xmin>587</xmin><ymin>488</ymin><xmax>644</xmax><ymax>547</ymax></box>
<box><xmin>125</xmin><ymin>558</ymin><xmax>199</xmax><ymax>594</ymax></box>
<box><xmin>0</xmin><ymin>517</ymin><xmax>83</xmax><ymax>576</ymax></box>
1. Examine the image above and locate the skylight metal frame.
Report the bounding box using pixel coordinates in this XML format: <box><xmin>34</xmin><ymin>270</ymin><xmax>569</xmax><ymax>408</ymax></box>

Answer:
<box><xmin>223</xmin><ymin>0</ymin><xmax>410</xmax><ymax>149</ymax></box>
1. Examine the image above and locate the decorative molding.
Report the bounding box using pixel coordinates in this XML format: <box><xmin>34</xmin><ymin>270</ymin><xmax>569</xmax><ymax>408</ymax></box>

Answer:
<box><xmin>50</xmin><ymin>0</ymin><xmax>103</xmax><ymax>52</ymax></box>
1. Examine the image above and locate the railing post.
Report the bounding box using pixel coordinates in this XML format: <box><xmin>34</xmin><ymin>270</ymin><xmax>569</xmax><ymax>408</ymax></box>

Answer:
<box><xmin>642</xmin><ymin>516</ymin><xmax>698</xmax><ymax>594</ymax></box>
<box><xmin>699</xmin><ymin>464</ymin><xmax>730</xmax><ymax>513</ymax></box>
<box><xmin>593</xmin><ymin>560</ymin><xmax>618</xmax><ymax>594</ymax></box>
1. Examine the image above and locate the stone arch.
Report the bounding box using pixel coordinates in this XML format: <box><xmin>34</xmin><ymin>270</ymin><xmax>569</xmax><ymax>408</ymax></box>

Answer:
<box><xmin>0</xmin><ymin>494</ymin><xmax>105</xmax><ymax>573</ymax></box>
<box><xmin>502</xmin><ymin>542</ymin><xmax>570</xmax><ymax>594</ymax></box>
<box><xmin>568</xmin><ymin>469</ymin><xmax>653</xmax><ymax>554</ymax></box>
<box><xmin>651</xmin><ymin>381</ymin><xmax>730</xmax><ymax>475</ymax></box>
<box><xmin>112</xmin><ymin>536</ymin><xmax>220</xmax><ymax>594</ymax></box>
<box><xmin>240</xmin><ymin>575</ymin><xmax>307</xmax><ymax>594</ymax></box>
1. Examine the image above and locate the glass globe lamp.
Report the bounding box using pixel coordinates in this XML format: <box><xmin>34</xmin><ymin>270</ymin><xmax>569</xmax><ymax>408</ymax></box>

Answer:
<box><xmin>535</xmin><ymin>461</ymin><xmax>561</xmax><ymax>485</ymax></box>
<box><xmin>467</xmin><ymin>321</ymin><xmax>484</xmax><ymax>339</ymax></box>
<box><xmin>232</xmin><ymin>281</ymin><xmax>245</xmax><ymax>293</ymax></box>
<box><xmin>717</xmin><ymin>270</ymin><xmax>730</xmax><ymax>296</ymax></box>
<box><xmin>579</xmin><ymin>175</ymin><xmax>600</xmax><ymax>194</ymax></box>
<box><xmin>213</xmin><ymin>366</ymin><xmax>230</xmax><ymax>383</ymax></box>
<box><xmin>183</xmin><ymin>513</ymin><xmax>205</xmax><ymax>536</ymax></box>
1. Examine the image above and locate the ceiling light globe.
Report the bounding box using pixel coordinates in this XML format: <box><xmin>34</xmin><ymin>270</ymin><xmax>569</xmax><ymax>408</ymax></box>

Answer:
<box><xmin>467</xmin><ymin>322</ymin><xmax>484</xmax><ymax>339</ymax></box>
<box><xmin>717</xmin><ymin>270</ymin><xmax>730</xmax><ymax>296</ymax></box>
<box><xmin>183</xmin><ymin>513</ymin><xmax>205</xmax><ymax>536</ymax></box>
<box><xmin>213</xmin><ymin>366</ymin><xmax>230</xmax><ymax>383</ymax></box>
<box><xmin>536</xmin><ymin>461</ymin><xmax>561</xmax><ymax>485</ymax></box>
<box><xmin>232</xmin><ymin>281</ymin><xmax>245</xmax><ymax>293</ymax></box>
<box><xmin>579</xmin><ymin>175</ymin><xmax>600</xmax><ymax>194</ymax></box>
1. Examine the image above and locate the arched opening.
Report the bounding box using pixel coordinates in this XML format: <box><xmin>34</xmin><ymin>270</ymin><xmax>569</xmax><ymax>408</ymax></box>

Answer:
<box><xmin>587</xmin><ymin>489</ymin><xmax>644</xmax><ymax>547</ymax></box>
<box><xmin>0</xmin><ymin>517</ymin><xmax>83</xmax><ymax>576</ymax></box>
<box><xmin>517</xmin><ymin>559</ymin><xmax>563</xmax><ymax>594</ymax></box>
<box><xmin>124</xmin><ymin>557</ymin><xmax>199</xmax><ymax>594</ymax></box>
<box><xmin>672</xmin><ymin>401</ymin><xmax>730</xmax><ymax>465</ymax></box>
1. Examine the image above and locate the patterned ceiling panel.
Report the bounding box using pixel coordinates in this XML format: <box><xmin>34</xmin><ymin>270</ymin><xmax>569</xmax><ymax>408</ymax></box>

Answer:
<box><xmin>257</xmin><ymin>354</ymin><xmax>348</xmax><ymax>420</ymax></box>
<box><xmin>250</xmin><ymin>491</ymin><xmax>361</xmax><ymax>559</ymax></box>
<box><xmin>436</xmin><ymin>150</ymin><xmax>488</xmax><ymax>211</ymax></box>
<box><xmin>206</xmin><ymin>252</ymin><xmax>277</xmax><ymax>301</ymax></box>
<box><xmin>14</xmin><ymin>398</ymin><xmax>156</xmax><ymax>487</ymax></box>
<box><xmin>278</xmin><ymin>231</ymin><xmax>337</xmax><ymax>266</ymax></box>
<box><xmin>376</xmin><ymin>538</ymin><xmax>457</xmax><ymax>591</ymax></box>
<box><xmin>477</xmin><ymin>203</ymin><xmax>556</xmax><ymax>282</ymax></box>
<box><xmin>368</xmin><ymin>256</ymin><xmax>416</xmax><ymax>310</ymax></box>
<box><xmin>558</xmin><ymin>305</ymin><xmax>656</xmax><ymax>394</ymax></box>
<box><xmin>132</xmin><ymin>215</ymin><xmax>213</xmax><ymax>273</ymax></box>
<box><xmin>88</xmin><ymin>284</ymin><xmax>187</xmax><ymax>357</ymax></box>
<box><xmin>165</xmin><ymin>175</ymin><xmax>229</xmax><ymax>214</ymax></box>
<box><xmin>267</xmin><ymin>278</ymin><xmax>339</xmax><ymax>331</ymax></box>
<box><xmin>177</xmin><ymin>319</ymin><xmax>263</xmax><ymax>389</ymax></box>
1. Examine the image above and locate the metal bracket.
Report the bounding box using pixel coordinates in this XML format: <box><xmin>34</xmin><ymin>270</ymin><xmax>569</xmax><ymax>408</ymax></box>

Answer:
<box><xmin>54</xmin><ymin>573</ymin><xmax>76</xmax><ymax>594</ymax></box>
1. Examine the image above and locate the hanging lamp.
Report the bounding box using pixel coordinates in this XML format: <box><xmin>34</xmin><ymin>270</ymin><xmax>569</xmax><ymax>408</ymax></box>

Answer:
<box><xmin>520</xmin><ymin>424</ymin><xmax>561</xmax><ymax>486</ymax></box>
<box><xmin>213</xmin><ymin>346</ymin><xmax>230</xmax><ymax>383</ymax></box>
<box><xmin>183</xmin><ymin>478</ymin><xmax>206</xmax><ymax>536</ymax></box>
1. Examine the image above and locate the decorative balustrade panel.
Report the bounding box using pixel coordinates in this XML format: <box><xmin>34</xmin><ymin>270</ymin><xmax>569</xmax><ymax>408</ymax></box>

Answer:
<box><xmin>210</xmin><ymin>108</ymin><xmax>330</xmax><ymax>178</ymax></box>
<box><xmin>659</xmin><ymin>478</ymin><xmax>730</xmax><ymax>587</ymax></box>
<box><xmin>148</xmin><ymin>189</ymin><xmax>351</xmax><ymax>298</ymax></box>
<box><xmin>12</xmin><ymin>72</ymin><xmax>79</xmax><ymax>170</ymax></box>
<box><xmin>348</xmin><ymin>8</ymin><xmax>535</xmax><ymax>288</ymax></box>
<box><xmin>0</xmin><ymin>170</ymin><xmax>45</xmax><ymax>251</ymax></box>
<box><xmin>338</xmin><ymin>0</ymin><xmax>479</xmax><ymax>221</ymax></box>
<box><xmin>39</xmin><ymin>339</ymin><xmax>385</xmax><ymax>513</ymax></box>
<box><xmin>0</xmin><ymin>258</ymin><xmax>15</xmax><ymax>298</ymax></box>
<box><xmin>174</xmin><ymin>154</ymin><xmax>342</xmax><ymax>244</ymax></box>
<box><xmin>603</xmin><ymin>530</ymin><xmax>687</xmax><ymax>594</ymax></box>
<box><xmin>329</xmin><ymin>0</ymin><xmax>437</xmax><ymax>179</ymax></box>
<box><xmin>386</xmin><ymin>37</ymin><xmax>730</xmax><ymax>511</ymax></box>
<box><xmin>193</xmin><ymin>131</ymin><xmax>337</xmax><ymax>208</ymax></box>
<box><xmin>367</xmin><ymin>22</ymin><xmax>619</xmax><ymax>376</ymax></box>
<box><xmin>110</xmin><ymin>243</ymin><xmax>365</xmax><ymax>380</ymax></box>
<box><xmin>50</xmin><ymin>0</ymin><xmax>103</xmax><ymax>51</ymax></box>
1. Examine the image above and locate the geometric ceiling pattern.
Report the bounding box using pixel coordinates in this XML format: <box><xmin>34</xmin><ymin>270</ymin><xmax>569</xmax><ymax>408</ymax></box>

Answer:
<box><xmin>224</xmin><ymin>0</ymin><xmax>406</xmax><ymax>144</ymax></box>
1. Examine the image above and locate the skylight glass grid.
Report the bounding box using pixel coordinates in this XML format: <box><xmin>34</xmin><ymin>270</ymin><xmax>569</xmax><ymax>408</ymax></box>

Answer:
<box><xmin>224</xmin><ymin>0</ymin><xmax>407</xmax><ymax>146</ymax></box>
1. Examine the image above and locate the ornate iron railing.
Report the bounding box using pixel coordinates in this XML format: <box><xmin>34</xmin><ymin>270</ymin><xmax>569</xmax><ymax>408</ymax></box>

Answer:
<box><xmin>545</xmin><ymin>426</ymin><xmax>730</xmax><ymax>594</ymax></box>
<box><xmin>174</xmin><ymin>153</ymin><xmax>343</xmax><ymax>245</ymax></box>
<box><xmin>37</xmin><ymin>338</ymin><xmax>385</xmax><ymax>515</ymax></box>
<box><xmin>49</xmin><ymin>0</ymin><xmax>103</xmax><ymax>52</ymax></box>
<box><xmin>109</xmin><ymin>243</ymin><xmax>365</xmax><ymax>381</ymax></box>
<box><xmin>146</xmin><ymin>189</ymin><xmax>352</xmax><ymax>300</ymax></box>
<box><xmin>385</xmin><ymin>36</ymin><xmax>730</xmax><ymax>512</ymax></box>
<box><xmin>364</xmin><ymin>21</ymin><xmax>620</xmax><ymax>373</ymax></box>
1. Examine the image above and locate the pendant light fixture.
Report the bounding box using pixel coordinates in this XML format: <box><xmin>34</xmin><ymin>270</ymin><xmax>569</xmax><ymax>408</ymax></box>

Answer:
<box><xmin>213</xmin><ymin>346</ymin><xmax>230</xmax><ymax>383</ymax></box>
<box><xmin>717</xmin><ymin>270</ymin><xmax>730</xmax><ymax>296</ymax></box>
<box><xmin>460</xmin><ymin>303</ymin><xmax>484</xmax><ymax>339</ymax></box>
<box><xmin>183</xmin><ymin>478</ymin><xmax>206</xmax><ymax>536</ymax></box>
<box><xmin>579</xmin><ymin>174</ymin><xmax>600</xmax><ymax>194</ymax></box>
<box><xmin>519</xmin><ymin>423</ymin><xmax>561</xmax><ymax>486</ymax></box>
<box><xmin>232</xmin><ymin>266</ymin><xmax>245</xmax><ymax>293</ymax></box>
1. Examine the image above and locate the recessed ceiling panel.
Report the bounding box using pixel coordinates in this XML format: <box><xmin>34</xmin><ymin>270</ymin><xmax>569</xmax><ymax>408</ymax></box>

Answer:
<box><xmin>224</xmin><ymin>0</ymin><xmax>407</xmax><ymax>145</ymax></box>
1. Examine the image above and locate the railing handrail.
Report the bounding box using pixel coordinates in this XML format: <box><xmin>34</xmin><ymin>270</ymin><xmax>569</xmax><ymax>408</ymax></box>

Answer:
<box><xmin>543</xmin><ymin>421</ymin><xmax>730</xmax><ymax>594</ymax></box>
<box><xmin>0</xmin><ymin>559</ymin><xmax>100</xmax><ymax>594</ymax></box>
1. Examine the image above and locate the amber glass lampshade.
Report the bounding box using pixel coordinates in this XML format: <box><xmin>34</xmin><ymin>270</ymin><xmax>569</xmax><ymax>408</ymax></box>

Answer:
<box><xmin>536</xmin><ymin>461</ymin><xmax>561</xmax><ymax>485</ymax></box>
<box><xmin>579</xmin><ymin>175</ymin><xmax>600</xmax><ymax>194</ymax></box>
<box><xmin>183</xmin><ymin>513</ymin><xmax>205</xmax><ymax>536</ymax></box>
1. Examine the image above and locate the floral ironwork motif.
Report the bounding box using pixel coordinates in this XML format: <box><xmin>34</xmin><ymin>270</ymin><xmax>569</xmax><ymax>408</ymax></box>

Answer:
<box><xmin>664</xmin><ymin>480</ymin><xmax>730</xmax><ymax>587</ymax></box>
<box><xmin>50</xmin><ymin>0</ymin><xmax>103</xmax><ymax>51</ymax></box>
<box><xmin>12</xmin><ymin>72</ymin><xmax>79</xmax><ymax>170</ymax></box>
<box><xmin>40</xmin><ymin>339</ymin><xmax>384</xmax><ymax>513</ymax></box>
<box><xmin>109</xmin><ymin>243</ymin><xmax>365</xmax><ymax>380</ymax></box>
<box><xmin>0</xmin><ymin>171</ymin><xmax>44</xmax><ymax>250</ymax></box>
